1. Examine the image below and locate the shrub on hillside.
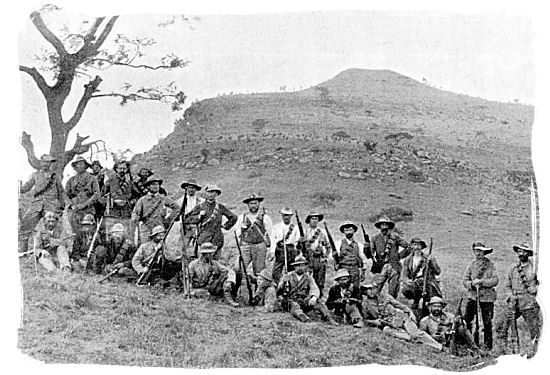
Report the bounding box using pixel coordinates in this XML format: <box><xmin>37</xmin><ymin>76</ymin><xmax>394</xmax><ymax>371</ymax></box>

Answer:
<box><xmin>310</xmin><ymin>191</ymin><xmax>343</xmax><ymax>208</ymax></box>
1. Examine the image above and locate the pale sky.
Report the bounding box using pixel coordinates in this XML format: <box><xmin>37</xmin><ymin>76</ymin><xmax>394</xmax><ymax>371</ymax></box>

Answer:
<box><xmin>16</xmin><ymin>6</ymin><xmax>534</xmax><ymax>180</ymax></box>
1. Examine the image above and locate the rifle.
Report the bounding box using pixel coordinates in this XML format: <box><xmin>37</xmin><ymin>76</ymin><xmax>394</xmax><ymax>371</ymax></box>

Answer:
<box><xmin>235</xmin><ymin>232</ymin><xmax>253</xmax><ymax>305</ymax></box>
<box><xmin>361</xmin><ymin>224</ymin><xmax>381</xmax><ymax>273</ymax></box>
<box><xmin>474</xmin><ymin>286</ymin><xmax>481</xmax><ymax>346</ymax></box>
<box><xmin>324</xmin><ymin>223</ymin><xmax>338</xmax><ymax>270</ymax></box>
<box><xmin>294</xmin><ymin>210</ymin><xmax>307</xmax><ymax>257</ymax></box>
<box><xmin>136</xmin><ymin>199</ymin><xmax>186</xmax><ymax>286</ymax></box>
<box><xmin>98</xmin><ymin>268</ymin><xmax>119</xmax><ymax>284</ymax></box>
<box><xmin>421</xmin><ymin>237</ymin><xmax>434</xmax><ymax>315</ymax></box>
<box><xmin>86</xmin><ymin>216</ymin><xmax>104</xmax><ymax>270</ymax></box>
<box><xmin>179</xmin><ymin>190</ymin><xmax>191</xmax><ymax>298</ymax></box>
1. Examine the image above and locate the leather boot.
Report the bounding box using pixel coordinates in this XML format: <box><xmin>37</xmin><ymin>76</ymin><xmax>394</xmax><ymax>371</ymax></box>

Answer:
<box><xmin>223</xmin><ymin>287</ymin><xmax>239</xmax><ymax>308</ymax></box>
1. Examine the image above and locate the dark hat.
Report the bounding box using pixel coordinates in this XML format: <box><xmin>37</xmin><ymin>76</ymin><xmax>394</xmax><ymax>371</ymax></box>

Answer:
<box><xmin>144</xmin><ymin>176</ymin><xmax>163</xmax><ymax>187</ymax></box>
<box><xmin>305</xmin><ymin>211</ymin><xmax>324</xmax><ymax>224</ymax></box>
<box><xmin>150</xmin><ymin>225</ymin><xmax>166</xmax><ymax>238</ymax></box>
<box><xmin>427</xmin><ymin>296</ymin><xmax>447</xmax><ymax>308</ymax></box>
<box><xmin>243</xmin><ymin>193</ymin><xmax>264</xmax><ymax>204</ymax></box>
<box><xmin>374</xmin><ymin>216</ymin><xmax>395</xmax><ymax>229</ymax></box>
<box><xmin>290</xmin><ymin>254</ymin><xmax>309</xmax><ymax>266</ymax></box>
<box><xmin>410</xmin><ymin>237</ymin><xmax>427</xmax><ymax>249</ymax></box>
<box><xmin>181</xmin><ymin>178</ymin><xmax>202</xmax><ymax>190</ymax></box>
<box><xmin>39</xmin><ymin>154</ymin><xmax>56</xmax><ymax>163</ymax></box>
<box><xmin>81</xmin><ymin>214</ymin><xmax>95</xmax><ymax>225</ymax></box>
<box><xmin>280</xmin><ymin>207</ymin><xmax>294</xmax><ymax>216</ymax></box>
<box><xmin>91</xmin><ymin>160</ymin><xmax>103</xmax><ymax>168</ymax></box>
<box><xmin>71</xmin><ymin>156</ymin><xmax>91</xmax><ymax>168</ymax></box>
<box><xmin>205</xmin><ymin>184</ymin><xmax>222</xmax><ymax>195</ymax></box>
<box><xmin>113</xmin><ymin>160</ymin><xmax>130</xmax><ymax>171</ymax></box>
<box><xmin>513</xmin><ymin>243</ymin><xmax>533</xmax><ymax>256</ymax></box>
<box><xmin>472</xmin><ymin>242</ymin><xmax>493</xmax><ymax>254</ymax></box>
<box><xmin>339</xmin><ymin>221</ymin><xmax>358</xmax><ymax>233</ymax></box>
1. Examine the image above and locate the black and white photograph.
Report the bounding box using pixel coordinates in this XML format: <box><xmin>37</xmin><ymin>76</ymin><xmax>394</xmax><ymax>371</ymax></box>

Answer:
<box><xmin>7</xmin><ymin>0</ymin><xmax>549</xmax><ymax>372</ymax></box>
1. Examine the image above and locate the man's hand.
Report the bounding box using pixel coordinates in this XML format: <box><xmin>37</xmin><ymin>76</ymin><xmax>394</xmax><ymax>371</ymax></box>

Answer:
<box><xmin>142</xmin><ymin>266</ymin><xmax>149</xmax><ymax>274</ymax></box>
<box><xmin>408</xmin><ymin>311</ymin><xmax>417</xmax><ymax>323</ymax></box>
<box><xmin>114</xmin><ymin>262</ymin><xmax>125</xmax><ymax>269</ymax></box>
<box><xmin>527</xmin><ymin>285</ymin><xmax>537</xmax><ymax>295</ymax></box>
<box><xmin>472</xmin><ymin>278</ymin><xmax>482</xmax><ymax>288</ymax></box>
<box><xmin>74</xmin><ymin>203</ymin><xmax>86</xmax><ymax>210</ymax></box>
<box><xmin>266</xmin><ymin>252</ymin><xmax>275</xmax><ymax>263</ymax></box>
<box><xmin>308</xmin><ymin>296</ymin><xmax>318</xmax><ymax>306</ymax></box>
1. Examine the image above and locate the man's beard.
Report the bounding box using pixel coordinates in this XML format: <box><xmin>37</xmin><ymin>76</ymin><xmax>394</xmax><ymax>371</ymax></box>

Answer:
<box><xmin>432</xmin><ymin>309</ymin><xmax>442</xmax><ymax>316</ymax></box>
<box><xmin>345</xmin><ymin>233</ymin><xmax>354</xmax><ymax>240</ymax></box>
<box><xmin>249</xmin><ymin>207</ymin><xmax>259</xmax><ymax>213</ymax></box>
<box><xmin>296</xmin><ymin>268</ymin><xmax>305</xmax><ymax>275</ymax></box>
<box><xmin>519</xmin><ymin>255</ymin><xmax>529</xmax><ymax>263</ymax></box>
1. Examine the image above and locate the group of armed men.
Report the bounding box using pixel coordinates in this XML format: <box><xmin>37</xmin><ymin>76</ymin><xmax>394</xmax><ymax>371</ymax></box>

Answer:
<box><xmin>19</xmin><ymin>154</ymin><xmax>541</xmax><ymax>357</ymax></box>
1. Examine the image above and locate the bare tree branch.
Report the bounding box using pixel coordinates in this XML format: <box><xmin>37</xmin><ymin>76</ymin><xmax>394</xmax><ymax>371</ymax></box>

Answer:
<box><xmin>65</xmin><ymin>76</ymin><xmax>103</xmax><ymax>130</ymax></box>
<box><xmin>20</xmin><ymin>131</ymin><xmax>41</xmax><ymax>170</ymax></box>
<box><xmin>64</xmin><ymin>133</ymin><xmax>97</xmax><ymax>165</ymax></box>
<box><xmin>88</xmin><ymin>16</ymin><xmax>119</xmax><ymax>56</ymax></box>
<box><xmin>86</xmin><ymin>58</ymin><xmax>187</xmax><ymax>70</ymax></box>
<box><xmin>19</xmin><ymin>65</ymin><xmax>51</xmax><ymax>96</ymax></box>
<box><xmin>30</xmin><ymin>11</ymin><xmax>67</xmax><ymax>56</ymax></box>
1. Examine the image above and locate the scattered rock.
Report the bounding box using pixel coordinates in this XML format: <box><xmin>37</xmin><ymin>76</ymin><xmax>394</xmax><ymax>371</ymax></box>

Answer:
<box><xmin>237</xmin><ymin>164</ymin><xmax>245</xmax><ymax>171</ymax></box>
<box><xmin>461</xmin><ymin>211</ymin><xmax>474</xmax><ymax>216</ymax></box>
<box><xmin>338</xmin><ymin>171</ymin><xmax>352</xmax><ymax>179</ymax></box>
<box><xmin>184</xmin><ymin>162</ymin><xmax>196</xmax><ymax>169</ymax></box>
<box><xmin>207</xmin><ymin>158</ymin><xmax>221</xmax><ymax>166</ymax></box>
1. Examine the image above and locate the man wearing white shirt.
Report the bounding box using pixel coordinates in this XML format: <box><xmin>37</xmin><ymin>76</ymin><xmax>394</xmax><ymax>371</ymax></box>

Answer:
<box><xmin>235</xmin><ymin>194</ymin><xmax>273</xmax><ymax>277</ymax></box>
<box><xmin>271</xmin><ymin>207</ymin><xmax>301</xmax><ymax>284</ymax></box>
<box><xmin>175</xmin><ymin>178</ymin><xmax>205</xmax><ymax>259</ymax></box>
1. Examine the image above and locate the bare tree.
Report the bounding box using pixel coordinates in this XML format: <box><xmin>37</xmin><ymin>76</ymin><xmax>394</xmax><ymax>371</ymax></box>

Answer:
<box><xmin>19</xmin><ymin>6</ymin><xmax>189</xmax><ymax>175</ymax></box>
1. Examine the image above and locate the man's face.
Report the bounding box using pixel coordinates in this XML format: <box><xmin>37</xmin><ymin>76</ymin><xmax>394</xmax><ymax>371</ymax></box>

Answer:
<box><xmin>45</xmin><ymin>215</ymin><xmax>57</xmax><ymax>228</ymax></box>
<box><xmin>429</xmin><ymin>304</ymin><xmax>444</xmax><ymax>316</ymax></box>
<box><xmin>282</xmin><ymin>214</ymin><xmax>292</xmax><ymax>225</ymax></box>
<box><xmin>380</xmin><ymin>223</ymin><xmax>390</xmax><ymax>233</ymax></box>
<box><xmin>153</xmin><ymin>232</ymin><xmax>165</xmax><ymax>243</ymax></box>
<box><xmin>91</xmin><ymin>164</ymin><xmax>101</xmax><ymax>174</ymax></box>
<box><xmin>82</xmin><ymin>224</ymin><xmax>95</xmax><ymax>234</ymax></box>
<box><xmin>206</xmin><ymin>191</ymin><xmax>218</xmax><ymax>202</ymax></box>
<box><xmin>202</xmin><ymin>252</ymin><xmax>213</xmax><ymax>262</ymax></box>
<box><xmin>411</xmin><ymin>242</ymin><xmax>423</xmax><ymax>254</ymax></box>
<box><xmin>73</xmin><ymin>161</ymin><xmax>87</xmax><ymax>173</ymax></box>
<box><xmin>148</xmin><ymin>182</ymin><xmax>160</xmax><ymax>194</ymax></box>
<box><xmin>309</xmin><ymin>217</ymin><xmax>319</xmax><ymax>227</ymax></box>
<box><xmin>40</xmin><ymin>160</ymin><xmax>53</xmax><ymax>172</ymax></box>
<box><xmin>473</xmin><ymin>249</ymin><xmax>484</xmax><ymax>260</ymax></box>
<box><xmin>295</xmin><ymin>263</ymin><xmax>307</xmax><ymax>275</ymax></box>
<box><xmin>344</xmin><ymin>227</ymin><xmax>355</xmax><ymax>239</ymax></box>
<box><xmin>187</xmin><ymin>186</ymin><xmax>197</xmax><ymax>196</ymax></box>
<box><xmin>247</xmin><ymin>200</ymin><xmax>260</xmax><ymax>213</ymax></box>
<box><xmin>111</xmin><ymin>231</ymin><xmax>124</xmax><ymax>242</ymax></box>
<box><xmin>365</xmin><ymin>287</ymin><xmax>377</xmax><ymax>298</ymax></box>
<box><xmin>139</xmin><ymin>170</ymin><xmax>150</xmax><ymax>180</ymax></box>
<box><xmin>116</xmin><ymin>163</ymin><xmax>127</xmax><ymax>177</ymax></box>
<box><xmin>338</xmin><ymin>276</ymin><xmax>350</xmax><ymax>287</ymax></box>
<box><xmin>517</xmin><ymin>249</ymin><xmax>530</xmax><ymax>262</ymax></box>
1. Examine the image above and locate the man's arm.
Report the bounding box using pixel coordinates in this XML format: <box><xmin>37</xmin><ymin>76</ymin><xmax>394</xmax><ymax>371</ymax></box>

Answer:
<box><xmin>132</xmin><ymin>245</ymin><xmax>146</xmax><ymax>274</ymax></box>
<box><xmin>222</xmin><ymin>205</ymin><xmax>238</xmax><ymax>231</ymax></box>
<box><xmin>396</xmin><ymin>233</ymin><xmax>412</xmax><ymax>259</ymax></box>
<box><xmin>164</xmin><ymin>196</ymin><xmax>182</xmax><ymax>224</ymax></box>
<box><xmin>81</xmin><ymin>176</ymin><xmax>100</xmax><ymax>209</ymax></box>
<box><xmin>308</xmin><ymin>274</ymin><xmax>320</xmax><ymax>299</ymax></box>
<box><xmin>462</xmin><ymin>263</ymin><xmax>473</xmax><ymax>290</ymax></box>
<box><xmin>386</xmin><ymin>293</ymin><xmax>413</xmax><ymax>315</ymax></box>
<box><xmin>19</xmin><ymin>173</ymin><xmax>36</xmax><ymax>194</ymax></box>
<box><xmin>481</xmin><ymin>261</ymin><xmax>499</xmax><ymax>288</ymax></box>
<box><xmin>184</xmin><ymin>204</ymin><xmax>203</xmax><ymax>224</ymax></box>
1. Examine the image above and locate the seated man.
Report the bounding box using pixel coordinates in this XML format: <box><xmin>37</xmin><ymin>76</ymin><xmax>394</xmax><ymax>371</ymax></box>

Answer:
<box><xmin>276</xmin><ymin>254</ymin><xmax>338</xmax><ymax>325</ymax></box>
<box><xmin>71</xmin><ymin>214</ymin><xmax>104</xmax><ymax>271</ymax></box>
<box><xmin>419</xmin><ymin>297</ymin><xmax>479</xmax><ymax>356</ymax></box>
<box><xmin>33</xmin><ymin>211</ymin><xmax>72</xmax><ymax>273</ymax></box>
<box><xmin>251</xmin><ymin>268</ymin><xmax>278</xmax><ymax>312</ymax></box>
<box><xmin>326</xmin><ymin>268</ymin><xmax>364</xmax><ymax>328</ymax></box>
<box><xmin>132</xmin><ymin>225</ymin><xmax>182</xmax><ymax>287</ymax></box>
<box><xmin>361</xmin><ymin>282</ymin><xmax>443</xmax><ymax>351</ymax></box>
<box><xmin>188</xmin><ymin>242</ymin><xmax>241</xmax><ymax>307</ymax></box>
<box><xmin>92</xmin><ymin>223</ymin><xmax>137</xmax><ymax>279</ymax></box>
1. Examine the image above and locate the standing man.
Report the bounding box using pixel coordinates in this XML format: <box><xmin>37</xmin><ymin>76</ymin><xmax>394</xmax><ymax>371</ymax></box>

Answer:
<box><xmin>185</xmin><ymin>184</ymin><xmax>237</xmax><ymax>260</ymax></box>
<box><xmin>277</xmin><ymin>255</ymin><xmax>338</xmax><ymax>325</ymax></box>
<box><xmin>334</xmin><ymin>221</ymin><xmax>364</xmax><ymax>289</ymax></box>
<box><xmin>271</xmin><ymin>208</ymin><xmax>301</xmax><ymax>284</ymax></box>
<box><xmin>90</xmin><ymin>160</ymin><xmax>106</xmax><ymax>221</ymax></box>
<box><xmin>188</xmin><ymin>242</ymin><xmax>241</xmax><ymax>307</ymax></box>
<box><xmin>303</xmin><ymin>211</ymin><xmax>329</xmax><ymax>297</ymax></box>
<box><xmin>19</xmin><ymin>154</ymin><xmax>67</xmax><ymax>252</ymax></box>
<box><xmin>401</xmin><ymin>237</ymin><xmax>442</xmax><ymax>318</ymax></box>
<box><xmin>102</xmin><ymin>160</ymin><xmax>135</xmax><ymax>219</ymax></box>
<box><xmin>371</xmin><ymin>216</ymin><xmax>411</xmax><ymax>298</ymax></box>
<box><xmin>92</xmin><ymin>223</ymin><xmax>137</xmax><ymax>278</ymax></box>
<box><xmin>235</xmin><ymin>193</ymin><xmax>273</xmax><ymax>277</ymax></box>
<box><xmin>130</xmin><ymin>176</ymin><xmax>181</xmax><ymax>245</ymax></box>
<box><xmin>71</xmin><ymin>214</ymin><xmax>104</xmax><ymax>271</ymax></box>
<box><xmin>462</xmin><ymin>242</ymin><xmax>499</xmax><ymax>350</ymax></box>
<box><xmin>496</xmin><ymin>243</ymin><xmax>540</xmax><ymax>356</ymax></box>
<box><xmin>132</xmin><ymin>167</ymin><xmax>167</xmax><ymax>198</ymax></box>
<box><xmin>326</xmin><ymin>269</ymin><xmax>364</xmax><ymax>328</ymax></box>
<box><xmin>65</xmin><ymin>156</ymin><xmax>100</xmax><ymax>234</ymax></box>
<box><xmin>33</xmin><ymin>211</ymin><xmax>71</xmax><ymax>273</ymax></box>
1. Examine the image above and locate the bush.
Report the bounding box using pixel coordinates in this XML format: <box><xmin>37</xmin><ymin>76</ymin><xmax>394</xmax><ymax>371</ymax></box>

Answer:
<box><xmin>310</xmin><ymin>191</ymin><xmax>343</xmax><ymax>208</ymax></box>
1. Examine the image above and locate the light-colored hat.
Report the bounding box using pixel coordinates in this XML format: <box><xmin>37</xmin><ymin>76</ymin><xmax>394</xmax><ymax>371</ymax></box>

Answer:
<box><xmin>243</xmin><ymin>193</ymin><xmax>264</xmax><ymax>204</ymax></box>
<box><xmin>339</xmin><ymin>221</ymin><xmax>358</xmax><ymax>233</ymax></box>
<box><xmin>71</xmin><ymin>156</ymin><xmax>91</xmax><ymax>168</ymax></box>
<box><xmin>472</xmin><ymin>242</ymin><xmax>493</xmax><ymax>254</ymax></box>
<box><xmin>334</xmin><ymin>268</ymin><xmax>350</xmax><ymax>280</ymax></box>
<box><xmin>40</xmin><ymin>154</ymin><xmax>56</xmax><ymax>163</ymax></box>
<box><xmin>150</xmin><ymin>225</ymin><xmax>166</xmax><ymax>238</ymax></box>
<box><xmin>360</xmin><ymin>282</ymin><xmax>377</xmax><ymax>290</ymax></box>
<box><xmin>199</xmin><ymin>242</ymin><xmax>217</xmax><ymax>253</ymax></box>
<box><xmin>374</xmin><ymin>216</ymin><xmax>395</xmax><ymax>229</ymax></box>
<box><xmin>427</xmin><ymin>296</ymin><xmax>447</xmax><ymax>307</ymax></box>
<box><xmin>81</xmin><ymin>214</ymin><xmax>95</xmax><ymax>225</ymax></box>
<box><xmin>410</xmin><ymin>237</ymin><xmax>427</xmax><ymax>249</ymax></box>
<box><xmin>305</xmin><ymin>211</ymin><xmax>324</xmax><ymax>224</ymax></box>
<box><xmin>513</xmin><ymin>243</ymin><xmax>533</xmax><ymax>256</ymax></box>
<box><xmin>280</xmin><ymin>207</ymin><xmax>294</xmax><ymax>215</ymax></box>
<box><xmin>181</xmin><ymin>178</ymin><xmax>202</xmax><ymax>190</ymax></box>
<box><xmin>109</xmin><ymin>223</ymin><xmax>125</xmax><ymax>233</ymax></box>
<box><xmin>290</xmin><ymin>254</ymin><xmax>308</xmax><ymax>266</ymax></box>
<box><xmin>44</xmin><ymin>211</ymin><xmax>59</xmax><ymax>220</ymax></box>
<box><xmin>205</xmin><ymin>184</ymin><xmax>222</xmax><ymax>195</ymax></box>
<box><xmin>144</xmin><ymin>176</ymin><xmax>163</xmax><ymax>187</ymax></box>
<box><xmin>258</xmin><ymin>268</ymin><xmax>273</xmax><ymax>282</ymax></box>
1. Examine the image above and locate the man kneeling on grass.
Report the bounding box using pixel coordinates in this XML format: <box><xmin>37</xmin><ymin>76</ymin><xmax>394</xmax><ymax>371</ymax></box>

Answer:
<box><xmin>188</xmin><ymin>242</ymin><xmax>241</xmax><ymax>307</ymax></box>
<box><xmin>361</xmin><ymin>281</ymin><xmax>443</xmax><ymax>350</ymax></box>
<box><xmin>33</xmin><ymin>211</ymin><xmax>72</xmax><ymax>273</ymax></box>
<box><xmin>276</xmin><ymin>254</ymin><xmax>338</xmax><ymax>325</ymax></box>
<box><xmin>93</xmin><ymin>223</ymin><xmax>136</xmax><ymax>279</ymax></box>
<box><xmin>326</xmin><ymin>268</ymin><xmax>364</xmax><ymax>328</ymax></box>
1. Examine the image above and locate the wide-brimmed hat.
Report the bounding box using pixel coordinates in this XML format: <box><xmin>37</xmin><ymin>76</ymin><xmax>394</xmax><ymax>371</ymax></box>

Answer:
<box><xmin>90</xmin><ymin>160</ymin><xmax>103</xmax><ymax>168</ymax></box>
<box><xmin>360</xmin><ymin>281</ymin><xmax>377</xmax><ymax>291</ymax></box>
<box><xmin>71</xmin><ymin>156</ymin><xmax>91</xmax><ymax>168</ymax></box>
<box><xmin>339</xmin><ymin>221</ymin><xmax>358</xmax><ymax>233</ymax></box>
<box><xmin>305</xmin><ymin>211</ymin><xmax>324</xmax><ymax>224</ymax></box>
<box><xmin>243</xmin><ymin>193</ymin><xmax>264</xmax><ymax>204</ymax></box>
<box><xmin>150</xmin><ymin>225</ymin><xmax>166</xmax><ymax>238</ymax></box>
<box><xmin>44</xmin><ymin>211</ymin><xmax>59</xmax><ymax>220</ymax></box>
<box><xmin>374</xmin><ymin>216</ymin><xmax>395</xmax><ymax>229</ymax></box>
<box><xmin>427</xmin><ymin>296</ymin><xmax>447</xmax><ymax>307</ymax></box>
<box><xmin>181</xmin><ymin>178</ymin><xmax>202</xmax><ymax>190</ymax></box>
<box><xmin>110</xmin><ymin>223</ymin><xmax>125</xmax><ymax>233</ymax></box>
<box><xmin>199</xmin><ymin>242</ymin><xmax>217</xmax><ymax>253</ymax></box>
<box><xmin>472</xmin><ymin>242</ymin><xmax>493</xmax><ymax>254</ymax></box>
<box><xmin>291</xmin><ymin>254</ymin><xmax>308</xmax><ymax>266</ymax></box>
<box><xmin>258</xmin><ymin>268</ymin><xmax>273</xmax><ymax>282</ymax></box>
<box><xmin>81</xmin><ymin>214</ymin><xmax>95</xmax><ymax>225</ymax></box>
<box><xmin>205</xmin><ymin>184</ymin><xmax>222</xmax><ymax>195</ymax></box>
<box><xmin>334</xmin><ymin>268</ymin><xmax>350</xmax><ymax>280</ymax></box>
<box><xmin>513</xmin><ymin>243</ymin><xmax>533</xmax><ymax>256</ymax></box>
<box><xmin>410</xmin><ymin>237</ymin><xmax>427</xmax><ymax>249</ymax></box>
<box><xmin>144</xmin><ymin>176</ymin><xmax>163</xmax><ymax>187</ymax></box>
<box><xmin>39</xmin><ymin>154</ymin><xmax>56</xmax><ymax>163</ymax></box>
<box><xmin>280</xmin><ymin>207</ymin><xmax>294</xmax><ymax>216</ymax></box>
